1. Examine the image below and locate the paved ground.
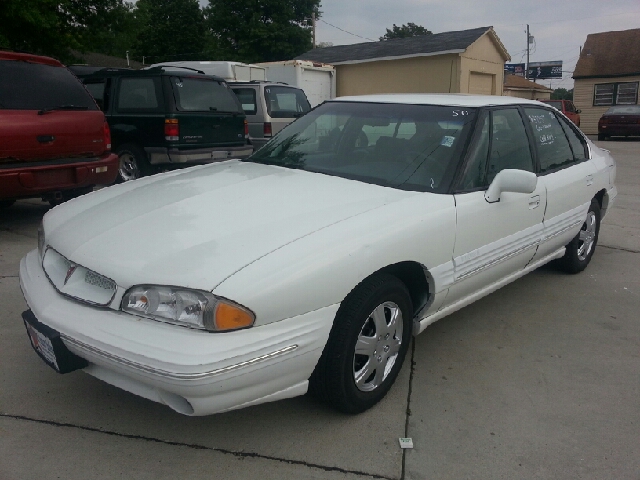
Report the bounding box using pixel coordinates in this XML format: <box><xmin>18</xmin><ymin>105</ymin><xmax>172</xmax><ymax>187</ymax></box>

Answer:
<box><xmin>1</xmin><ymin>140</ymin><xmax>638</xmax><ymax>480</ymax></box>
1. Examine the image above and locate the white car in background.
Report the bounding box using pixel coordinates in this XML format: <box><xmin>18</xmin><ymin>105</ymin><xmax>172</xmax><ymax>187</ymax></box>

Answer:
<box><xmin>20</xmin><ymin>95</ymin><xmax>617</xmax><ymax>416</ymax></box>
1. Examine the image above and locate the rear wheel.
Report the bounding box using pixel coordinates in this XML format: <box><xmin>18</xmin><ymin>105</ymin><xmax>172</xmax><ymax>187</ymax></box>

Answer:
<box><xmin>116</xmin><ymin>144</ymin><xmax>154</xmax><ymax>182</ymax></box>
<box><xmin>597</xmin><ymin>133</ymin><xmax>606</xmax><ymax>141</ymax></box>
<box><xmin>558</xmin><ymin>199</ymin><xmax>601</xmax><ymax>274</ymax></box>
<box><xmin>309</xmin><ymin>273</ymin><xmax>413</xmax><ymax>413</ymax></box>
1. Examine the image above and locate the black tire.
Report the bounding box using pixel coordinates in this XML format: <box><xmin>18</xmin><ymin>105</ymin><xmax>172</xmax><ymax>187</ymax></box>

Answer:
<box><xmin>558</xmin><ymin>198</ymin><xmax>601</xmax><ymax>274</ymax></box>
<box><xmin>0</xmin><ymin>200</ymin><xmax>15</xmax><ymax>209</ymax></box>
<box><xmin>597</xmin><ymin>133</ymin><xmax>606</xmax><ymax>141</ymax></box>
<box><xmin>116</xmin><ymin>144</ymin><xmax>154</xmax><ymax>182</ymax></box>
<box><xmin>309</xmin><ymin>273</ymin><xmax>413</xmax><ymax>413</ymax></box>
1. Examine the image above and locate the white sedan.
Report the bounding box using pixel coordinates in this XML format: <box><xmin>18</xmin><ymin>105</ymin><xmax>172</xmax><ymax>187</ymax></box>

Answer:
<box><xmin>20</xmin><ymin>95</ymin><xmax>617</xmax><ymax>416</ymax></box>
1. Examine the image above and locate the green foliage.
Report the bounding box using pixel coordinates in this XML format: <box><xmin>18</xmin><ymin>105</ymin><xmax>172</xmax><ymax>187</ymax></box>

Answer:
<box><xmin>551</xmin><ymin>88</ymin><xmax>574</xmax><ymax>100</ymax></box>
<box><xmin>204</xmin><ymin>0</ymin><xmax>320</xmax><ymax>63</ymax></box>
<box><xmin>380</xmin><ymin>23</ymin><xmax>432</xmax><ymax>41</ymax></box>
<box><xmin>0</xmin><ymin>0</ymin><xmax>75</xmax><ymax>61</ymax></box>
<box><xmin>133</xmin><ymin>0</ymin><xmax>206</xmax><ymax>64</ymax></box>
<box><xmin>0</xmin><ymin>0</ymin><xmax>321</xmax><ymax>65</ymax></box>
<box><xmin>0</xmin><ymin>0</ymin><xmax>137</xmax><ymax>63</ymax></box>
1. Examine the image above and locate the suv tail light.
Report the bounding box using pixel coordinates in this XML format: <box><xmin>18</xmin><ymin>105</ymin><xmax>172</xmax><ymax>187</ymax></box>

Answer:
<box><xmin>103</xmin><ymin>121</ymin><xmax>112</xmax><ymax>151</ymax></box>
<box><xmin>244</xmin><ymin>119</ymin><xmax>249</xmax><ymax>137</ymax></box>
<box><xmin>165</xmin><ymin>118</ymin><xmax>179</xmax><ymax>141</ymax></box>
<box><xmin>263</xmin><ymin>122</ymin><xmax>272</xmax><ymax>136</ymax></box>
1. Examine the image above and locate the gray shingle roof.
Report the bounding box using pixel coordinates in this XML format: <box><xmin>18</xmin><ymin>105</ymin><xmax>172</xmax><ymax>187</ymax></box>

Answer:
<box><xmin>295</xmin><ymin>26</ymin><xmax>496</xmax><ymax>64</ymax></box>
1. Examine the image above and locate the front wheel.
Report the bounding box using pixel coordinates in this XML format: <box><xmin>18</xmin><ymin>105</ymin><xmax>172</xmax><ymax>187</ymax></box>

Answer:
<box><xmin>309</xmin><ymin>273</ymin><xmax>413</xmax><ymax>413</ymax></box>
<box><xmin>558</xmin><ymin>199</ymin><xmax>601</xmax><ymax>274</ymax></box>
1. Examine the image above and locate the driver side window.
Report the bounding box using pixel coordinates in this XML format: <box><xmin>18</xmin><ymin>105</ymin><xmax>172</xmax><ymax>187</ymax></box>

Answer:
<box><xmin>460</xmin><ymin>108</ymin><xmax>534</xmax><ymax>190</ymax></box>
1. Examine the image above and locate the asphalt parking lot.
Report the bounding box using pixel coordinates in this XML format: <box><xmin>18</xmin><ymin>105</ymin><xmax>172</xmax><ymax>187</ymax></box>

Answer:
<box><xmin>1</xmin><ymin>139</ymin><xmax>638</xmax><ymax>480</ymax></box>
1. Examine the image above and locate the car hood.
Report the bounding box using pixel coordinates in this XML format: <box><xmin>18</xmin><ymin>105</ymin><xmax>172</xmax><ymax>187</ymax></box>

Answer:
<box><xmin>45</xmin><ymin>161</ymin><xmax>417</xmax><ymax>291</ymax></box>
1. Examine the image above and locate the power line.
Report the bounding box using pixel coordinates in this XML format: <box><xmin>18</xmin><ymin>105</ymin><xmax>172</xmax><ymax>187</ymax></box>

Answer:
<box><xmin>317</xmin><ymin>18</ymin><xmax>376</xmax><ymax>42</ymax></box>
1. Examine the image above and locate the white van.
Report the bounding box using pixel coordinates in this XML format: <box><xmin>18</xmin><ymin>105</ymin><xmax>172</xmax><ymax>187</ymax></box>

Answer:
<box><xmin>147</xmin><ymin>61</ymin><xmax>266</xmax><ymax>82</ymax></box>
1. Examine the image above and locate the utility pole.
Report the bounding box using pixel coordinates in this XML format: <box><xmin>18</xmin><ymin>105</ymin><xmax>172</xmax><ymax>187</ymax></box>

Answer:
<box><xmin>312</xmin><ymin>9</ymin><xmax>316</xmax><ymax>48</ymax></box>
<box><xmin>526</xmin><ymin>24</ymin><xmax>530</xmax><ymax>80</ymax></box>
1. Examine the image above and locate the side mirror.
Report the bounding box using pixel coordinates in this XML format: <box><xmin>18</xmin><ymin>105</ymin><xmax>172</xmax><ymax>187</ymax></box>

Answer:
<box><xmin>576</xmin><ymin>109</ymin><xmax>582</xmax><ymax>114</ymax></box>
<box><xmin>485</xmin><ymin>169</ymin><xmax>537</xmax><ymax>203</ymax></box>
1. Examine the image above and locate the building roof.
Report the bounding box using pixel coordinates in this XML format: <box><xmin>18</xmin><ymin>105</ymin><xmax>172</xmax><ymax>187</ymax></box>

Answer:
<box><xmin>503</xmin><ymin>74</ymin><xmax>552</xmax><ymax>93</ymax></box>
<box><xmin>573</xmin><ymin>28</ymin><xmax>640</xmax><ymax>79</ymax></box>
<box><xmin>295</xmin><ymin>26</ymin><xmax>510</xmax><ymax>65</ymax></box>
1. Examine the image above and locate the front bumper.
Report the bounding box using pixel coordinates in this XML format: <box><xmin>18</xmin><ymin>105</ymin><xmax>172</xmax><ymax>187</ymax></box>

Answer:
<box><xmin>0</xmin><ymin>152</ymin><xmax>118</xmax><ymax>200</ymax></box>
<box><xmin>20</xmin><ymin>249</ymin><xmax>336</xmax><ymax>415</ymax></box>
<box><xmin>145</xmin><ymin>145</ymin><xmax>254</xmax><ymax>165</ymax></box>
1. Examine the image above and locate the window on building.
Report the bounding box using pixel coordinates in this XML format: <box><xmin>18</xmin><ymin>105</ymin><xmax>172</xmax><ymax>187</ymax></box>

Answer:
<box><xmin>593</xmin><ymin>82</ymin><xmax>638</xmax><ymax>106</ymax></box>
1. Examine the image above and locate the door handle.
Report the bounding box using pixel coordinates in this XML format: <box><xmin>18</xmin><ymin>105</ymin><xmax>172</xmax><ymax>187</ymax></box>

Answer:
<box><xmin>529</xmin><ymin>195</ymin><xmax>541</xmax><ymax>209</ymax></box>
<box><xmin>586</xmin><ymin>174</ymin><xmax>594</xmax><ymax>186</ymax></box>
<box><xmin>37</xmin><ymin>135</ymin><xmax>55</xmax><ymax>143</ymax></box>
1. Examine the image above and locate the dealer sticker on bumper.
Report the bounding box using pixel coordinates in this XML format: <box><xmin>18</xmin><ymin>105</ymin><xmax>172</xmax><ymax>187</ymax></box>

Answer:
<box><xmin>25</xmin><ymin>321</ymin><xmax>59</xmax><ymax>370</ymax></box>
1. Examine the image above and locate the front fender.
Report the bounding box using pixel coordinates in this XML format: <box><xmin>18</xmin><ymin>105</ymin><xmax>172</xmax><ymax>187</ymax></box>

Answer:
<box><xmin>213</xmin><ymin>193</ymin><xmax>456</xmax><ymax>326</ymax></box>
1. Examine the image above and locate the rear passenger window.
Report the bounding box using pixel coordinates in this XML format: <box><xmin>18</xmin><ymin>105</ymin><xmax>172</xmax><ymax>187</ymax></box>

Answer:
<box><xmin>558</xmin><ymin>116</ymin><xmax>587</xmax><ymax>161</ymax></box>
<box><xmin>231</xmin><ymin>88</ymin><xmax>257</xmax><ymax>115</ymax></box>
<box><xmin>117</xmin><ymin>77</ymin><xmax>160</xmax><ymax>111</ymax></box>
<box><xmin>525</xmin><ymin>108</ymin><xmax>575</xmax><ymax>173</ymax></box>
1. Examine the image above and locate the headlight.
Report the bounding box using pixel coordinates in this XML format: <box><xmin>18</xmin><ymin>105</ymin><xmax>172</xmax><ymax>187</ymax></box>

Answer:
<box><xmin>38</xmin><ymin>222</ymin><xmax>46</xmax><ymax>259</ymax></box>
<box><xmin>121</xmin><ymin>285</ymin><xmax>255</xmax><ymax>332</ymax></box>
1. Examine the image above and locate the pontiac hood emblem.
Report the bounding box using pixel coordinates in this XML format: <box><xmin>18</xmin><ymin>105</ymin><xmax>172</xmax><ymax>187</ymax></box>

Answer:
<box><xmin>64</xmin><ymin>264</ymin><xmax>77</xmax><ymax>285</ymax></box>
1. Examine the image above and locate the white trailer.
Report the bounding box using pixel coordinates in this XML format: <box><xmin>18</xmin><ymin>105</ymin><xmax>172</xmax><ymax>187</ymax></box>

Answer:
<box><xmin>147</xmin><ymin>61</ymin><xmax>267</xmax><ymax>82</ymax></box>
<box><xmin>256</xmin><ymin>60</ymin><xmax>336</xmax><ymax>107</ymax></box>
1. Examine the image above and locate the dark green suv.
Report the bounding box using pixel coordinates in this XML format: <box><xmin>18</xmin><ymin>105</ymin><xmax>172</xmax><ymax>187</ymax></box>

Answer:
<box><xmin>72</xmin><ymin>67</ymin><xmax>253</xmax><ymax>182</ymax></box>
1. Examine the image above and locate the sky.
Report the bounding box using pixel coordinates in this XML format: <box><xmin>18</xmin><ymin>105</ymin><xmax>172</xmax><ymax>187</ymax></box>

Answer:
<box><xmin>312</xmin><ymin>0</ymin><xmax>640</xmax><ymax>90</ymax></box>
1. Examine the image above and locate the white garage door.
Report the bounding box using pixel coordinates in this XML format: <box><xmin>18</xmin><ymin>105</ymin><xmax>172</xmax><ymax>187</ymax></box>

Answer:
<box><xmin>469</xmin><ymin>73</ymin><xmax>494</xmax><ymax>95</ymax></box>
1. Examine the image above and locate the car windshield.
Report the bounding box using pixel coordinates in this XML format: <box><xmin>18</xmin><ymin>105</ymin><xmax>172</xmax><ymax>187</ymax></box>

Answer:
<box><xmin>605</xmin><ymin>105</ymin><xmax>640</xmax><ymax>115</ymax></box>
<box><xmin>171</xmin><ymin>76</ymin><xmax>243</xmax><ymax>113</ymax></box>
<box><xmin>246</xmin><ymin>101</ymin><xmax>477</xmax><ymax>193</ymax></box>
<box><xmin>0</xmin><ymin>60</ymin><xmax>97</xmax><ymax>111</ymax></box>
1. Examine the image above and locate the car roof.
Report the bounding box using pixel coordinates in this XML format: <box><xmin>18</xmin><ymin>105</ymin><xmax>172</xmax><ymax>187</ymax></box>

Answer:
<box><xmin>0</xmin><ymin>50</ymin><xmax>63</xmax><ymax>67</ymax></box>
<box><xmin>76</xmin><ymin>66</ymin><xmax>226</xmax><ymax>82</ymax></box>
<box><xmin>330</xmin><ymin>94</ymin><xmax>550</xmax><ymax>108</ymax></box>
<box><xmin>229</xmin><ymin>81</ymin><xmax>293</xmax><ymax>86</ymax></box>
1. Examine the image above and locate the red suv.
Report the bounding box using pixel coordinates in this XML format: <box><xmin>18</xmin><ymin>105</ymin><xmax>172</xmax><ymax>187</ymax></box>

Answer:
<box><xmin>540</xmin><ymin>99</ymin><xmax>581</xmax><ymax>127</ymax></box>
<box><xmin>0</xmin><ymin>51</ymin><xmax>118</xmax><ymax>208</ymax></box>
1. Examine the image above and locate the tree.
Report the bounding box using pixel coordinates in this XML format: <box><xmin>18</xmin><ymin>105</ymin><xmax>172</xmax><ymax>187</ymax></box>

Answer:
<box><xmin>551</xmin><ymin>88</ymin><xmax>574</xmax><ymax>100</ymax></box>
<box><xmin>0</xmin><ymin>0</ymin><xmax>137</xmax><ymax>63</ymax></box>
<box><xmin>316</xmin><ymin>41</ymin><xmax>334</xmax><ymax>48</ymax></box>
<box><xmin>204</xmin><ymin>0</ymin><xmax>320</xmax><ymax>63</ymax></box>
<box><xmin>0</xmin><ymin>0</ymin><xmax>79</xmax><ymax>62</ymax></box>
<box><xmin>380</xmin><ymin>23</ymin><xmax>432</xmax><ymax>41</ymax></box>
<box><xmin>132</xmin><ymin>0</ymin><xmax>206</xmax><ymax>64</ymax></box>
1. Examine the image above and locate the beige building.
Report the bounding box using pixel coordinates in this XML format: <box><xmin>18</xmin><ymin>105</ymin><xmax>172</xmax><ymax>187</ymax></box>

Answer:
<box><xmin>295</xmin><ymin>27</ymin><xmax>510</xmax><ymax>97</ymax></box>
<box><xmin>502</xmin><ymin>74</ymin><xmax>553</xmax><ymax>100</ymax></box>
<box><xmin>573</xmin><ymin>28</ymin><xmax>640</xmax><ymax>134</ymax></box>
